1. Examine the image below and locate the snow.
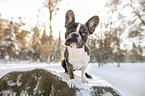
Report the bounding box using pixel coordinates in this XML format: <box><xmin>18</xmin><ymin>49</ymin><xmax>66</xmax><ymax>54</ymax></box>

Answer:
<box><xmin>0</xmin><ymin>62</ymin><xmax>145</xmax><ymax>96</ymax></box>
<box><xmin>88</xmin><ymin>63</ymin><xmax>145</xmax><ymax>96</ymax></box>
<box><xmin>52</xmin><ymin>70</ymin><xmax>115</xmax><ymax>96</ymax></box>
<box><xmin>7</xmin><ymin>74</ymin><xmax>22</xmax><ymax>87</ymax></box>
<box><xmin>1</xmin><ymin>90</ymin><xmax>17</xmax><ymax>96</ymax></box>
<box><xmin>33</xmin><ymin>76</ymin><xmax>42</xmax><ymax>95</ymax></box>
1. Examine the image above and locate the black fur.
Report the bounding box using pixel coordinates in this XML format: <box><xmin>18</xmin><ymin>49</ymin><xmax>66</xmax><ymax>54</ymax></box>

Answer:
<box><xmin>62</xmin><ymin>60</ymin><xmax>68</xmax><ymax>73</ymax></box>
<box><xmin>85</xmin><ymin>73</ymin><xmax>92</xmax><ymax>79</ymax></box>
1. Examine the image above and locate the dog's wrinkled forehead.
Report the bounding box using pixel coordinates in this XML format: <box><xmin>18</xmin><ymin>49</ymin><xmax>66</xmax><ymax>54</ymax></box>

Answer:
<box><xmin>65</xmin><ymin>23</ymin><xmax>79</xmax><ymax>38</ymax></box>
<box><xmin>67</xmin><ymin>23</ymin><xmax>78</xmax><ymax>31</ymax></box>
<box><xmin>66</xmin><ymin>23</ymin><xmax>88</xmax><ymax>34</ymax></box>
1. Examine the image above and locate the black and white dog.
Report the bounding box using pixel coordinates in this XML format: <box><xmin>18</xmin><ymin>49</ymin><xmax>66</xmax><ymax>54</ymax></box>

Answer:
<box><xmin>62</xmin><ymin>10</ymin><xmax>99</xmax><ymax>88</ymax></box>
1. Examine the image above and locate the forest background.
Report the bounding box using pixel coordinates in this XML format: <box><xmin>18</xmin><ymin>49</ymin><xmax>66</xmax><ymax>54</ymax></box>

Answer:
<box><xmin>0</xmin><ymin>0</ymin><xmax>145</xmax><ymax>67</ymax></box>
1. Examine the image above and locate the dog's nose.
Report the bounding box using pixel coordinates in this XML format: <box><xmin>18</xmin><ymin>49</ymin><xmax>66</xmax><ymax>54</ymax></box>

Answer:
<box><xmin>72</xmin><ymin>33</ymin><xmax>79</xmax><ymax>37</ymax></box>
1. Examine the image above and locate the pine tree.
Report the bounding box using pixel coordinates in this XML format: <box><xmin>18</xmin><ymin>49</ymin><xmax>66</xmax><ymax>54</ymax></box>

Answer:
<box><xmin>39</xmin><ymin>30</ymin><xmax>50</xmax><ymax>62</ymax></box>
<box><xmin>41</xmin><ymin>30</ymin><xmax>48</xmax><ymax>45</ymax></box>
<box><xmin>16</xmin><ymin>30</ymin><xmax>30</xmax><ymax>60</ymax></box>
<box><xmin>0</xmin><ymin>22</ymin><xmax>19</xmax><ymax>60</ymax></box>
<box><xmin>16</xmin><ymin>30</ymin><xmax>30</xmax><ymax>48</ymax></box>
<box><xmin>54</xmin><ymin>32</ymin><xmax>62</xmax><ymax>62</ymax></box>
<box><xmin>131</xmin><ymin>43</ymin><xmax>144</xmax><ymax>62</ymax></box>
<box><xmin>29</xmin><ymin>26</ymin><xmax>41</xmax><ymax>62</ymax></box>
<box><xmin>0</xmin><ymin>18</ymin><xmax>8</xmax><ymax>45</ymax></box>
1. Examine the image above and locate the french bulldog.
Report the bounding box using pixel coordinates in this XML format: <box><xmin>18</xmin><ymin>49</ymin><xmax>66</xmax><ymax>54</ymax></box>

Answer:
<box><xmin>62</xmin><ymin>10</ymin><xmax>99</xmax><ymax>88</ymax></box>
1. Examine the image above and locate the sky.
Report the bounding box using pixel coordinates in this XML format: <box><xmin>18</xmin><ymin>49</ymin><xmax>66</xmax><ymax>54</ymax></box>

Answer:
<box><xmin>0</xmin><ymin>0</ymin><xmax>44</xmax><ymax>29</ymax></box>
<box><xmin>0</xmin><ymin>0</ymin><xmax>106</xmax><ymax>39</ymax></box>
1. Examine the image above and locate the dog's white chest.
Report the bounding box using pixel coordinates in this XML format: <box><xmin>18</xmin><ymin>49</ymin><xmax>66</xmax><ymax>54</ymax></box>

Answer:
<box><xmin>67</xmin><ymin>46</ymin><xmax>90</xmax><ymax>70</ymax></box>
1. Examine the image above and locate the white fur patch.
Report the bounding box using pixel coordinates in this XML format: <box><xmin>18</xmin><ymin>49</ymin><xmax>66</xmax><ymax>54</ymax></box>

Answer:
<box><xmin>67</xmin><ymin>46</ymin><xmax>90</xmax><ymax>70</ymax></box>
<box><xmin>76</xmin><ymin>24</ymin><xmax>81</xmax><ymax>33</ymax></box>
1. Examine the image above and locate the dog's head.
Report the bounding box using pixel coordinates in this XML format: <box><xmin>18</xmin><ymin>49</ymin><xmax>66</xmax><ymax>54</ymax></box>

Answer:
<box><xmin>65</xmin><ymin>10</ymin><xmax>99</xmax><ymax>48</ymax></box>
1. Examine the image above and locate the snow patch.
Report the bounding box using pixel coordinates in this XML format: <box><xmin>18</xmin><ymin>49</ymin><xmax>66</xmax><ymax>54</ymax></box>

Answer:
<box><xmin>33</xmin><ymin>76</ymin><xmax>43</xmax><ymax>95</ymax></box>
<box><xmin>20</xmin><ymin>90</ymin><xmax>28</xmax><ymax>96</ymax></box>
<box><xmin>0</xmin><ymin>90</ymin><xmax>17</xmax><ymax>96</ymax></box>
<box><xmin>7</xmin><ymin>74</ymin><xmax>22</xmax><ymax>87</ymax></box>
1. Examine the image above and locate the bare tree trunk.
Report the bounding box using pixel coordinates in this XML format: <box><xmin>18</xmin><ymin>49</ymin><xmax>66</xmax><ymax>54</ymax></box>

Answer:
<box><xmin>47</xmin><ymin>54</ymin><xmax>50</xmax><ymax>64</ymax></box>
<box><xmin>29</xmin><ymin>53</ymin><xmax>33</xmax><ymax>63</ymax></box>
<box><xmin>129</xmin><ymin>4</ymin><xmax>145</xmax><ymax>25</ymax></box>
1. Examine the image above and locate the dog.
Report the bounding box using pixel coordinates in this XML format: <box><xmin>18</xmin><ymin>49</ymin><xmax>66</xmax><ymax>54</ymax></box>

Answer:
<box><xmin>62</xmin><ymin>10</ymin><xmax>99</xmax><ymax>88</ymax></box>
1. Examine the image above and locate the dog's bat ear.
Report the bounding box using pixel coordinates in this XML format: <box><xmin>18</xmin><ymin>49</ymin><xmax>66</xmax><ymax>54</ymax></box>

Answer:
<box><xmin>65</xmin><ymin>10</ymin><xmax>75</xmax><ymax>27</ymax></box>
<box><xmin>85</xmin><ymin>16</ymin><xmax>99</xmax><ymax>34</ymax></box>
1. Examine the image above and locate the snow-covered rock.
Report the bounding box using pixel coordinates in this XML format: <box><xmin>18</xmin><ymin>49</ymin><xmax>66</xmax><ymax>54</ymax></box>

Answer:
<box><xmin>0</xmin><ymin>68</ymin><xmax>120</xmax><ymax>96</ymax></box>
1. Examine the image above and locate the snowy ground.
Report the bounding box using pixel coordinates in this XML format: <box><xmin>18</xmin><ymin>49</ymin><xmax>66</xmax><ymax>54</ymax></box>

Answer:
<box><xmin>88</xmin><ymin>63</ymin><xmax>145</xmax><ymax>96</ymax></box>
<box><xmin>0</xmin><ymin>61</ymin><xmax>145</xmax><ymax>96</ymax></box>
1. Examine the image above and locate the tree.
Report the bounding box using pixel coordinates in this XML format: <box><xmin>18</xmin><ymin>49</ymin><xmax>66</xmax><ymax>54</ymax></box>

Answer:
<box><xmin>88</xmin><ymin>36</ymin><xmax>97</xmax><ymax>63</ymax></box>
<box><xmin>29</xmin><ymin>27</ymin><xmax>41</xmax><ymax>62</ymax></box>
<box><xmin>16</xmin><ymin>30</ymin><xmax>30</xmax><ymax>60</ymax></box>
<box><xmin>54</xmin><ymin>32</ymin><xmax>62</xmax><ymax>62</ymax></box>
<box><xmin>44</xmin><ymin>0</ymin><xmax>62</xmax><ymax>36</ymax></box>
<box><xmin>0</xmin><ymin>22</ymin><xmax>19</xmax><ymax>60</ymax></box>
<box><xmin>41</xmin><ymin>30</ymin><xmax>48</xmax><ymax>45</ymax></box>
<box><xmin>39</xmin><ymin>30</ymin><xmax>50</xmax><ymax>62</ymax></box>
<box><xmin>39</xmin><ymin>0</ymin><xmax>62</xmax><ymax>63</ymax></box>
<box><xmin>131</xmin><ymin>43</ymin><xmax>144</xmax><ymax>62</ymax></box>
<box><xmin>103</xmin><ymin>0</ymin><xmax>145</xmax><ymax>64</ymax></box>
<box><xmin>16</xmin><ymin>30</ymin><xmax>30</xmax><ymax>48</ymax></box>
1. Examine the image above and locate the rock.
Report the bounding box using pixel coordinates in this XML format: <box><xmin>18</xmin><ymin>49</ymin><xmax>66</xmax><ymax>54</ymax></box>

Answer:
<box><xmin>0</xmin><ymin>69</ymin><xmax>75</xmax><ymax>96</ymax></box>
<box><xmin>0</xmin><ymin>68</ymin><xmax>121</xmax><ymax>96</ymax></box>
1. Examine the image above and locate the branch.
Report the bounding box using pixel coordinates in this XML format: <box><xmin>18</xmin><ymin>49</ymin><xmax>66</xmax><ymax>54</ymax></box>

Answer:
<box><xmin>129</xmin><ymin>4</ymin><xmax>145</xmax><ymax>25</ymax></box>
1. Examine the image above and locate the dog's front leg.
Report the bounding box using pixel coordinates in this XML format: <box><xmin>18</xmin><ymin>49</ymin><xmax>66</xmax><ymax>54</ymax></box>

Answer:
<box><xmin>67</xmin><ymin>62</ymin><xmax>75</xmax><ymax>88</ymax></box>
<box><xmin>81</xmin><ymin>65</ymin><xmax>87</xmax><ymax>83</ymax></box>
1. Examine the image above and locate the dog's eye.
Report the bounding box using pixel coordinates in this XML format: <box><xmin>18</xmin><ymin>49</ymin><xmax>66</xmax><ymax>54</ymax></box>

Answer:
<box><xmin>80</xmin><ymin>28</ymin><xmax>87</xmax><ymax>36</ymax></box>
<box><xmin>81</xmin><ymin>28</ymin><xmax>87</xmax><ymax>32</ymax></box>
<box><xmin>82</xmin><ymin>32</ymin><xmax>87</xmax><ymax>35</ymax></box>
<box><xmin>81</xmin><ymin>28</ymin><xmax>85</xmax><ymax>32</ymax></box>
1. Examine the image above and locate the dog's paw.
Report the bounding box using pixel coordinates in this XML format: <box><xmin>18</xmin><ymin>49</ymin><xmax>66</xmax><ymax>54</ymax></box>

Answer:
<box><xmin>68</xmin><ymin>79</ymin><xmax>75</xmax><ymax>88</ymax></box>
<box><xmin>81</xmin><ymin>77</ymin><xmax>87</xmax><ymax>83</ymax></box>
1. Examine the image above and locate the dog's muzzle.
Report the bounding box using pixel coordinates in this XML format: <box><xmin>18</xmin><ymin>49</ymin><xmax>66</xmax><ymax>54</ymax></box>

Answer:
<box><xmin>65</xmin><ymin>32</ymin><xmax>82</xmax><ymax>47</ymax></box>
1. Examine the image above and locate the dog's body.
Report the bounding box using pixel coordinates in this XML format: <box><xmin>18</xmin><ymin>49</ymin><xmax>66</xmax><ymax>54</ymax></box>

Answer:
<box><xmin>62</xmin><ymin>10</ymin><xmax>99</xmax><ymax>88</ymax></box>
